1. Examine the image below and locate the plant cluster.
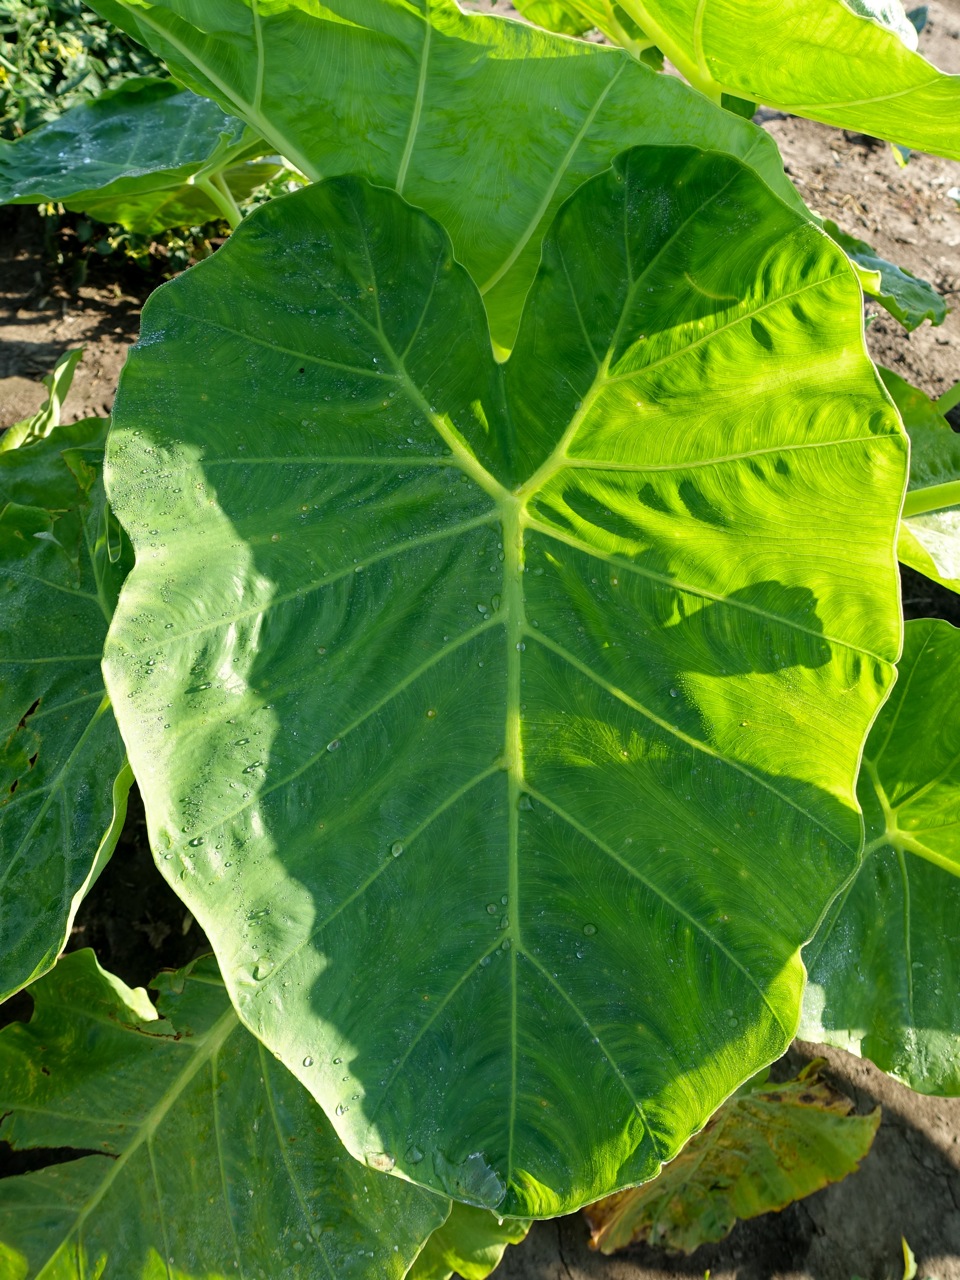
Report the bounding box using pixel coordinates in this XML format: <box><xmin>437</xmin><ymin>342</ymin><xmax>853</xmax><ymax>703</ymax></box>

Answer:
<box><xmin>0</xmin><ymin>0</ymin><xmax>959</xmax><ymax>1275</ymax></box>
<box><xmin>0</xmin><ymin>0</ymin><xmax>162</xmax><ymax>138</ymax></box>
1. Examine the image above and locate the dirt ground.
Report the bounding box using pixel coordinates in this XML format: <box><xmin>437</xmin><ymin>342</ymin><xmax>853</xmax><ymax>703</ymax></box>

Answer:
<box><xmin>1</xmin><ymin>5</ymin><xmax>959</xmax><ymax>1277</ymax></box>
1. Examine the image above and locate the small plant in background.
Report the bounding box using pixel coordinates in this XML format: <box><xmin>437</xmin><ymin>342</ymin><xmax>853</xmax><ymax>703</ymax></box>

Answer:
<box><xmin>0</xmin><ymin>0</ymin><xmax>958</xmax><ymax>1275</ymax></box>
<box><xmin>0</xmin><ymin>0</ymin><xmax>163</xmax><ymax>137</ymax></box>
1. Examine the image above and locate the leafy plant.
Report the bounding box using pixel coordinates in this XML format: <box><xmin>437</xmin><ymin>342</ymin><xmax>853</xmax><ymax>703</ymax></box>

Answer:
<box><xmin>0</xmin><ymin>0</ymin><xmax>958</xmax><ymax>1272</ymax></box>
<box><xmin>0</xmin><ymin>0</ymin><xmax>163</xmax><ymax>138</ymax></box>
<box><xmin>102</xmin><ymin>152</ymin><xmax>905</xmax><ymax>1217</ymax></box>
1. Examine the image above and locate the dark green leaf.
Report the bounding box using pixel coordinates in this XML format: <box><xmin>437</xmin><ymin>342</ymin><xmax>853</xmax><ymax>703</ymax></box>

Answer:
<box><xmin>0</xmin><ymin>77</ymin><xmax>272</xmax><ymax>234</ymax></box>
<box><xmin>824</xmin><ymin>221</ymin><xmax>947</xmax><ymax>331</ymax></box>
<box><xmin>0</xmin><ymin>950</ymin><xmax>447</xmax><ymax>1277</ymax></box>
<box><xmin>103</xmin><ymin>151</ymin><xmax>905</xmax><ymax>1216</ymax></box>
<box><xmin>802</xmin><ymin>619</ymin><xmax>960</xmax><ymax>1094</ymax></box>
<box><xmin>0</xmin><ymin>420</ymin><xmax>132</xmax><ymax>1001</ymax></box>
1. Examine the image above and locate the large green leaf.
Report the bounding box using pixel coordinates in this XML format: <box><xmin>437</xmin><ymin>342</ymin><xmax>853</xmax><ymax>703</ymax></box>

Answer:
<box><xmin>880</xmin><ymin>367</ymin><xmax>960</xmax><ymax>596</ymax></box>
<box><xmin>802</xmin><ymin>618</ymin><xmax>960</xmax><ymax>1095</ymax></box>
<box><xmin>595</xmin><ymin>0</ymin><xmax>960</xmax><ymax>159</ymax></box>
<box><xmin>0</xmin><ymin>950</ymin><xmax>447</xmax><ymax>1278</ymax></box>
<box><xmin>0</xmin><ymin>420</ymin><xmax>132</xmax><ymax>1003</ymax></box>
<box><xmin>408</xmin><ymin>1204</ymin><xmax>529</xmax><ymax>1280</ymax></box>
<box><xmin>104</xmin><ymin>150</ymin><xmax>906</xmax><ymax>1217</ymax></box>
<box><xmin>0</xmin><ymin>77</ymin><xmax>271</xmax><ymax>234</ymax></box>
<box><xmin>583</xmin><ymin>1059</ymin><xmax>880</xmax><ymax>1253</ymax></box>
<box><xmin>83</xmin><ymin>0</ymin><xmax>802</xmax><ymax>350</ymax></box>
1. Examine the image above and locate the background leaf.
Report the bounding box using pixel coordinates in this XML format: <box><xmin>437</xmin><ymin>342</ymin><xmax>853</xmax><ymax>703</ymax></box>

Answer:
<box><xmin>880</xmin><ymin>367</ymin><xmax>960</xmax><ymax>596</ymax></box>
<box><xmin>583</xmin><ymin>1060</ymin><xmax>880</xmax><ymax>1253</ymax></box>
<box><xmin>0</xmin><ymin>950</ymin><xmax>447</xmax><ymax>1278</ymax></box>
<box><xmin>104</xmin><ymin>150</ymin><xmax>905</xmax><ymax>1216</ymax></box>
<box><xmin>408</xmin><ymin>1203</ymin><xmax>529</xmax><ymax>1280</ymax></box>
<box><xmin>823</xmin><ymin>221</ymin><xmax>947</xmax><ymax>332</ymax></box>
<box><xmin>84</xmin><ymin>0</ymin><xmax>803</xmax><ymax>349</ymax></box>
<box><xmin>0</xmin><ymin>77</ymin><xmax>272</xmax><ymax>234</ymax></box>
<box><xmin>602</xmin><ymin>0</ymin><xmax>960</xmax><ymax>158</ymax></box>
<box><xmin>802</xmin><ymin>618</ymin><xmax>960</xmax><ymax>1095</ymax></box>
<box><xmin>0</xmin><ymin>419</ymin><xmax>131</xmax><ymax>1002</ymax></box>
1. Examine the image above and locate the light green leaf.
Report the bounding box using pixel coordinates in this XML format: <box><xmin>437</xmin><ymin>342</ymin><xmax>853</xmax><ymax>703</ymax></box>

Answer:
<box><xmin>802</xmin><ymin>618</ymin><xmax>960</xmax><ymax>1095</ymax></box>
<box><xmin>0</xmin><ymin>949</ymin><xmax>447</xmax><ymax>1278</ymax></box>
<box><xmin>583</xmin><ymin>1060</ymin><xmax>880</xmax><ymax>1253</ymax></box>
<box><xmin>0</xmin><ymin>420</ymin><xmax>132</xmax><ymax>1002</ymax></box>
<box><xmin>409</xmin><ymin>1204</ymin><xmax>529</xmax><ymax>1280</ymax></box>
<box><xmin>824</xmin><ymin>222</ymin><xmax>947</xmax><ymax>332</ymax></box>
<box><xmin>599</xmin><ymin>0</ymin><xmax>960</xmax><ymax>158</ymax></box>
<box><xmin>103</xmin><ymin>150</ymin><xmax>905</xmax><ymax>1217</ymax></box>
<box><xmin>84</xmin><ymin>0</ymin><xmax>801</xmax><ymax>350</ymax></box>
<box><xmin>0</xmin><ymin>77</ymin><xmax>273</xmax><ymax>234</ymax></box>
<box><xmin>879</xmin><ymin>367</ymin><xmax>960</xmax><ymax>595</ymax></box>
<box><xmin>0</xmin><ymin>349</ymin><xmax>84</xmax><ymax>455</ymax></box>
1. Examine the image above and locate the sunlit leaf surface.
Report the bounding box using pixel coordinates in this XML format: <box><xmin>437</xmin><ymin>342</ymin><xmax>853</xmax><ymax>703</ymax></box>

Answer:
<box><xmin>409</xmin><ymin>1203</ymin><xmax>529</xmax><ymax>1280</ymax></box>
<box><xmin>802</xmin><ymin>618</ymin><xmax>960</xmax><ymax>1095</ymax></box>
<box><xmin>601</xmin><ymin>0</ymin><xmax>960</xmax><ymax>159</ymax></box>
<box><xmin>104</xmin><ymin>149</ymin><xmax>905</xmax><ymax>1216</ymax></box>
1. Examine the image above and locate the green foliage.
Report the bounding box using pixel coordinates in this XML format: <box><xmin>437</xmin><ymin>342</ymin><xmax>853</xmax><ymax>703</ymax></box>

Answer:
<box><xmin>0</xmin><ymin>346</ymin><xmax>83</xmax><ymax>452</ymax></box>
<box><xmin>0</xmin><ymin>949</ymin><xmax>448</xmax><ymax>1277</ymax></box>
<box><xmin>0</xmin><ymin>0</ymin><xmax>162</xmax><ymax>139</ymax></box>
<box><xmin>802</xmin><ymin>618</ymin><xmax>960</xmax><ymax>1095</ymax></box>
<box><xmin>102</xmin><ymin>152</ymin><xmax>904</xmax><ymax>1217</ymax></box>
<box><xmin>511</xmin><ymin>0</ymin><xmax>960</xmax><ymax>158</ymax></box>
<box><xmin>0</xmin><ymin>76</ymin><xmax>278</xmax><ymax>232</ymax></box>
<box><xmin>880</xmin><ymin>367</ymin><xmax>960</xmax><ymax>595</ymax></box>
<box><xmin>0</xmin><ymin>409</ymin><xmax>132</xmax><ymax>1003</ymax></box>
<box><xmin>409</xmin><ymin>1204</ymin><xmax>530</xmax><ymax>1280</ymax></box>
<box><xmin>823</xmin><ymin>221</ymin><xmax>947</xmax><ymax>332</ymax></box>
<box><xmin>83</xmin><ymin>0</ymin><xmax>804</xmax><ymax>351</ymax></box>
<box><xmin>584</xmin><ymin>1060</ymin><xmax>880</xmax><ymax>1252</ymax></box>
<box><xmin>0</xmin><ymin>0</ymin><xmax>954</xmax><ymax>1268</ymax></box>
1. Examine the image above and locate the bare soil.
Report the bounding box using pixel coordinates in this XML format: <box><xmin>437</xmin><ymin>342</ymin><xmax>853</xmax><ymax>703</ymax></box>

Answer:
<box><xmin>0</xmin><ymin>8</ymin><xmax>958</xmax><ymax>1276</ymax></box>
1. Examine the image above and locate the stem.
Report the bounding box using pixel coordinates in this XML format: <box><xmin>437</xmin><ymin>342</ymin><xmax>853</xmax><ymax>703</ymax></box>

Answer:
<box><xmin>936</xmin><ymin>380</ymin><xmax>960</xmax><ymax>416</ymax></box>
<box><xmin>902</xmin><ymin>479</ymin><xmax>960</xmax><ymax>519</ymax></box>
<box><xmin>196</xmin><ymin>173</ymin><xmax>243</xmax><ymax>230</ymax></box>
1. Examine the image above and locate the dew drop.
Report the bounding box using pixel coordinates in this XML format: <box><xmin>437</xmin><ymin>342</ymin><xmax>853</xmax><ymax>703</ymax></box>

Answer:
<box><xmin>669</xmin><ymin>688</ymin><xmax>679</xmax><ymax>698</ymax></box>
<box><xmin>303</xmin><ymin>1056</ymin><xmax>314</xmax><ymax>1067</ymax></box>
<box><xmin>327</xmin><ymin>739</ymin><xmax>341</xmax><ymax>752</ymax></box>
<box><xmin>367</xmin><ymin>1151</ymin><xmax>396</xmax><ymax>1173</ymax></box>
<box><xmin>486</xmin><ymin>903</ymin><xmax>498</xmax><ymax>915</ymax></box>
<box><xmin>391</xmin><ymin>841</ymin><xmax>404</xmax><ymax>857</ymax></box>
<box><xmin>583</xmin><ymin>923</ymin><xmax>597</xmax><ymax>936</ymax></box>
<box><xmin>188</xmin><ymin>836</ymin><xmax>204</xmax><ymax>847</ymax></box>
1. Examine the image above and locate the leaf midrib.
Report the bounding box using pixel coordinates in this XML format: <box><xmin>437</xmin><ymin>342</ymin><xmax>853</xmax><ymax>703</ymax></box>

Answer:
<box><xmin>37</xmin><ymin>1001</ymin><xmax>239</xmax><ymax>1277</ymax></box>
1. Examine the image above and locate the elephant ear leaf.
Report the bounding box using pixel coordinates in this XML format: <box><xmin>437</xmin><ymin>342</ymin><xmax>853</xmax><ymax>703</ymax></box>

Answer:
<box><xmin>879</xmin><ymin>367</ymin><xmax>960</xmax><ymax>596</ymax></box>
<box><xmin>0</xmin><ymin>78</ymin><xmax>274</xmax><ymax>234</ymax></box>
<box><xmin>83</xmin><ymin>0</ymin><xmax>800</xmax><ymax>349</ymax></box>
<box><xmin>583</xmin><ymin>1060</ymin><xmax>879</xmax><ymax>1253</ymax></box>
<box><xmin>0</xmin><ymin>950</ymin><xmax>447</xmax><ymax>1278</ymax></box>
<box><xmin>103</xmin><ymin>146</ymin><xmax>905</xmax><ymax>1218</ymax></box>
<box><xmin>603</xmin><ymin>0</ymin><xmax>960</xmax><ymax>159</ymax></box>
<box><xmin>0</xmin><ymin>414</ymin><xmax>133</xmax><ymax>1003</ymax></box>
<box><xmin>802</xmin><ymin>618</ymin><xmax>960</xmax><ymax>1095</ymax></box>
<box><xmin>409</xmin><ymin>1203</ymin><xmax>530</xmax><ymax>1280</ymax></box>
